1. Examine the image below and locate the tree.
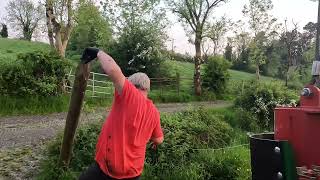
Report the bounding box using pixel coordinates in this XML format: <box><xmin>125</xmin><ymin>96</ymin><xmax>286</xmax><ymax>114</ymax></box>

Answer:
<box><xmin>68</xmin><ymin>0</ymin><xmax>112</xmax><ymax>54</ymax></box>
<box><xmin>169</xmin><ymin>0</ymin><xmax>227</xmax><ymax>95</ymax></box>
<box><xmin>248</xmin><ymin>41</ymin><xmax>267</xmax><ymax>80</ymax></box>
<box><xmin>310</xmin><ymin>0</ymin><xmax>320</xmax><ymax>61</ymax></box>
<box><xmin>281</xmin><ymin>20</ymin><xmax>299</xmax><ymax>86</ymax></box>
<box><xmin>243</xmin><ymin>0</ymin><xmax>279</xmax><ymax>79</ymax></box>
<box><xmin>6</xmin><ymin>0</ymin><xmax>42</xmax><ymax>41</ymax></box>
<box><xmin>310</xmin><ymin>0</ymin><xmax>320</xmax><ymax>86</ymax></box>
<box><xmin>0</xmin><ymin>24</ymin><xmax>8</xmax><ymax>38</ymax></box>
<box><xmin>102</xmin><ymin>0</ymin><xmax>167</xmax><ymax>78</ymax></box>
<box><xmin>224</xmin><ymin>41</ymin><xmax>233</xmax><ymax>62</ymax></box>
<box><xmin>206</xmin><ymin>16</ymin><xmax>231</xmax><ymax>55</ymax></box>
<box><xmin>45</xmin><ymin>0</ymin><xmax>73</xmax><ymax>57</ymax></box>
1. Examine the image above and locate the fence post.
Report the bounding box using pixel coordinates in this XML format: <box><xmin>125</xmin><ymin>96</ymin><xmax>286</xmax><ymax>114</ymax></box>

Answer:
<box><xmin>241</xmin><ymin>80</ymin><xmax>245</xmax><ymax>96</ymax></box>
<box><xmin>92</xmin><ymin>72</ymin><xmax>95</xmax><ymax>97</ymax></box>
<box><xmin>59</xmin><ymin>63</ymin><xmax>90</xmax><ymax>168</ymax></box>
<box><xmin>159</xmin><ymin>78</ymin><xmax>163</xmax><ymax>96</ymax></box>
<box><xmin>176</xmin><ymin>72</ymin><xmax>180</xmax><ymax>96</ymax></box>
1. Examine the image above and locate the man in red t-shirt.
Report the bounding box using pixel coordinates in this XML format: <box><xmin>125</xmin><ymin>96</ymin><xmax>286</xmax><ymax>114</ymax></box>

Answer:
<box><xmin>79</xmin><ymin>48</ymin><xmax>164</xmax><ymax>180</ymax></box>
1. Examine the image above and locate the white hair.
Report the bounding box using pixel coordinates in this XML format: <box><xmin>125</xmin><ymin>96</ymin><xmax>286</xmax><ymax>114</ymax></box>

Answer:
<box><xmin>128</xmin><ymin>72</ymin><xmax>150</xmax><ymax>91</ymax></box>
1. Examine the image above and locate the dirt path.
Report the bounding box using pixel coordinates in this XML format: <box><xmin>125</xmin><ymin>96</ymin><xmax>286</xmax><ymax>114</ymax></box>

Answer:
<box><xmin>0</xmin><ymin>101</ymin><xmax>232</xmax><ymax>180</ymax></box>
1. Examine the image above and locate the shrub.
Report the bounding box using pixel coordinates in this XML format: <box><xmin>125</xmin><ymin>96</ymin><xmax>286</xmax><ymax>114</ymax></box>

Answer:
<box><xmin>37</xmin><ymin>121</ymin><xmax>102</xmax><ymax>180</ymax></box>
<box><xmin>235</xmin><ymin>80</ymin><xmax>298</xmax><ymax>130</ymax></box>
<box><xmin>38</xmin><ymin>108</ymin><xmax>243</xmax><ymax>180</ymax></box>
<box><xmin>144</xmin><ymin>108</ymin><xmax>234</xmax><ymax>179</ymax></box>
<box><xmin>202</xmin><ymin>56</ymin><xmax>231</xmax><ymax>95</ymax></box>
<box><xmin>196</xmin><ymin>150</ymin><xmax>243</xmax><ymax>180</ymax></box>
<box><xmin>234</xmin><ymin>108</ymin><xmax>260</xmax><ymax>132</ymax></box>
<box><xmin>0</xmin><ymin>51</ymin><xmax>71</xmax><ymax>96</ymax></box>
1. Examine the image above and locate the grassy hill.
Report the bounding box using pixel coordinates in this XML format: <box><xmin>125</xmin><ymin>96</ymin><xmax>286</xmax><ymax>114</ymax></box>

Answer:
<box><xmin>0</xmin><ymin>38</ymin><xmax>50</xmax><ymax>63</ymax></box>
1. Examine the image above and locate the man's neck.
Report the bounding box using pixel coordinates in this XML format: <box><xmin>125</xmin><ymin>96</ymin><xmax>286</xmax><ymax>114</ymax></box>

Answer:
<box><xmin>139</xmin><ymin>90</ymin><xmax>148</xmax><ymax>98</ymax></box>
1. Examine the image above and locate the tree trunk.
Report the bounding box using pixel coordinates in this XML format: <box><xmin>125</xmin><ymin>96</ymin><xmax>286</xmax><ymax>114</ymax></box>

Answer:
<box><xmin>54</xmin><ymin>29</ymin><xmax>65</xmax><ymax>57</ymax></box>
<box><xmin>256</xmin><ymin>63</ymin><xmax>260</xmax><ymax>80</ymax></box>
<box><xmin>45</xmin><ymin>0</ymin><xmax>55</xmax><ymax>48</ymax></box>
<box><xmin>194</xmin><ymin>36</ymin><xmax>202</xmax><ymax>96</ymax></box>
<box><xmin>59</xmin><ymin>63</ymin><xmax>90</xmax><ymax>167</ymax></box>
<box><xmin>23</xmin><ymin>26</ymin><xmax>32</xmax><ymax>41</ymax></box>
<box><xmin>315</xmin><ymin>0</ymin><xmax>320</xmax><ymax>61</ymax></box>
<box><xmin>45</xmin><ymin>0</ymin><xmax>73</xmax><ymax>58</ymax></box>
<box><xmin>213</xmin><ymin>40</ymin><xmax>218</xmax><ymax>56</ymax></box>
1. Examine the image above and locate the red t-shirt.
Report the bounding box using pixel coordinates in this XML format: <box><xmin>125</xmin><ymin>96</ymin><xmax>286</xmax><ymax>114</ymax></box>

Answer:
<box><xmin>95</xmin><ymin>79</ymin><xmax>163</xmax><ymax>179</ymax></box>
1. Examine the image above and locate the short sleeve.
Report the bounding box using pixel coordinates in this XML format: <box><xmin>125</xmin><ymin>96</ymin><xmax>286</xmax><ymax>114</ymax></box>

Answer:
<box><xmin>151</xmin><ymin>113</ymin><xmax>163</xmax><ymax>139</ymax></box>
<box><xmin>114</xmin><ymin>79</ymin><xmax>141</xmax><ymax>102</ymax></box>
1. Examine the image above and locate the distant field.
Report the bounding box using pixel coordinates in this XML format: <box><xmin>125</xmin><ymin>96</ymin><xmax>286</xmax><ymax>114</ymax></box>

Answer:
<box><xmin>166</xmin><ymin>60</ymin><xmax>280</xmax><ymax>83</ymax></box>
<box><xmin>0</xmin><ymin>38</ymin><xmax>50</xmax><ymax>63</ymax></box>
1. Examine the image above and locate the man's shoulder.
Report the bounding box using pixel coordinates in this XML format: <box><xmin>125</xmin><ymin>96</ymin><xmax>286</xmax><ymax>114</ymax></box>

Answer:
<box><xmin>147</xmin><ymin>100</ymin><xmax>160</xmax><ymax>116</ymax></box>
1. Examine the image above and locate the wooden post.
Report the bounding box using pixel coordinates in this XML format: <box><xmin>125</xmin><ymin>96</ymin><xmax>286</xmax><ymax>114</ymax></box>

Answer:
<box><xmin>241</xmin><ymin>80</ymin><xmax>245</xmax><ymax>96</ymax></box>
<box><xmin>59</xmin><ymin>63</ymin><xmax>90</xmax><ymax>167</ymax></box>
<box><xmin>92</xmin><ymin>72</ymin><xmax>95</xmax><ymax>97</ymax></box>
<box><xmin>176</xmin><ymin>72</ymin><xmax>180</xmax><ymax>96</ymax></box>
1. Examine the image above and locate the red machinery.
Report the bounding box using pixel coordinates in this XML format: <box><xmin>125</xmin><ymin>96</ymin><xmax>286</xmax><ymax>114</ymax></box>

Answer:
<box><xmin>275</xmin><ymin>85</ymin><xmax>320</xmax><ymax>179</ymax></box>
<box><xmin>275</xmin><ymin>85</ymin><xmax>320</xmax><ymax>168</ymax></box>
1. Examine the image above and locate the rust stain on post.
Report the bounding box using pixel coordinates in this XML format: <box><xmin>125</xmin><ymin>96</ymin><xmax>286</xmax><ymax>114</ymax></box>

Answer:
<box><xmin>59</xmin><ymin>63</ymin><xmax>90</xmax><ymax>167</ymax></box>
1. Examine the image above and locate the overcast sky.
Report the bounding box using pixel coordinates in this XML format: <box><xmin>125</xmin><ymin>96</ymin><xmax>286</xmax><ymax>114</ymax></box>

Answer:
<box><xmin>0</xmin><ymin>0</ymin><xmax>318</xmax><ymax>54</ymax></box>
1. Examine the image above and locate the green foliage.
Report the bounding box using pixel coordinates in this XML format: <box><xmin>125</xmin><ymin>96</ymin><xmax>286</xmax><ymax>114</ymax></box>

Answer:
<box><xmin>168</xmin><ymin>51</ymin><xmax>193</xmax><ymax>63</ymax></box>
<box><xmin>248</xmin><ymin>42</ymin><xmax>266</xmax><ymax>71</ymax></box>
<box><xmin>202</xmin><ymin>56</ymin><xmax>231</xmax><ymax>95</ymax></box>
<box><xmin>144</xmin><ymin>108</ymin><xmax>235</xmax><ymax>179</ymax></box>
<box><xmin>235</xmin><ymin>80</ymin><xmax>298</xmax><ymax>130</ymax></box>
<box><xmin>111</xmin><ymin>23</ymin><xmax>167</xmax><ymax>77</ymax></box>
<box><xmin>224</xmin><ymin>43</ymin><xmax>233</xmax><ymax>62</ymax></box>
<box><xmin>234</xmin><ymin>108</ymin><xmax>260</xmax><ymax>132</ymax></box>
<box><xmin>103</xmin><ymin>0</ymin><xmax>168</xmax><ymax>78</ymax></box>
<box><xmin>0</xmin><ymin>24</ymin><xmax>8</xmax><ymax>38</ymax></box>
<box><xmin>0</xmin><ymin>51</ymin><xmax>71</xmax><ymax>96</ymax></box>
<box><xmin>38</xmin><ymin>108</ymin><xmax>251</xmax><ymax>180</ymax></box>
<box><xmin>67</xmin><ymin>0</ymin><xmax>112</xmax><ymax>54</ymax></box>
<box><xmin>37</xmin><ymin>121</ymin><xmax>102</xmax><ymax>180</ymax></box>
<box><xmin>195</xmin><ymin>149</ymin><xmax>248</xmax><ymax>180</ymax></box>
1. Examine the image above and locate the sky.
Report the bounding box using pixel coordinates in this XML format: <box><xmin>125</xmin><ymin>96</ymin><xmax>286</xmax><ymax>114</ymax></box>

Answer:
<box><xmin>0</xmin><ymin>0</ymin><xmax>318</xmax><ymax>55</ymax></box>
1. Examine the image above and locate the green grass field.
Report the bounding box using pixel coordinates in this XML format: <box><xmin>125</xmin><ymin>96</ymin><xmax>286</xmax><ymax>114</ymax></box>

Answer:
<box><xmin>166</xmin><ymin>60</ymin><xmax>280</xmax><ymax>83</ymax></box>
<box><xmin>0</xmin><ymin>38</ymin><xmax>50</xmax><ymax>62</ymax></box>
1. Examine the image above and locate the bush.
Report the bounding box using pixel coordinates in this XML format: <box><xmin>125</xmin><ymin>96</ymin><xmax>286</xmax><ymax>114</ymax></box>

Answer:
<box><xmin>196</xmin><ymin>150</ymin><xmax>246</xmax><ymax>180</ymax></box>
<box><xmin>234</xmin><ymin>108</ymin><xmax>260</xmax><ymax>132</ymax></box>
<box><xmin>144</xmin><ymin>108</ymin><xmax>234</xmax><ymax>179</ymax></box>
<box><xmin>202</xmin><ymin>56</ymin><xmax>231</xmax><ymax>95</ymax></box>
<box><xmin>0</xmin><ymin>51</ymin><xmax>71</xmax><ymax>96</ymax></box>
<box><xmin>38</xmin><ymin>108</ymin><xmax>246</xmax><ymax>180</ymax></box>
<box><xmin>235</xmin><ymin>80</ymin><xmax>298</xmax><ymax>130</ymax></box>
<box><xmin>37</xmin><ymin>121</ymin><xmax>102</xmax><ymax>180</ymax></box>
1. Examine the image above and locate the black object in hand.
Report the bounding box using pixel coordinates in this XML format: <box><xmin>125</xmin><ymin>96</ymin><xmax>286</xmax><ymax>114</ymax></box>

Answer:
<box><xmin>81</xmin><ymin>47</ymin><xmax>100</xmax><ymax>64</ymax></box>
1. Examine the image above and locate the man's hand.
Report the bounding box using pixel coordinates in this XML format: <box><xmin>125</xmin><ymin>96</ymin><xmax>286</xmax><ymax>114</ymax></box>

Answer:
<box><xmin>81</xmin><ymin>47</ymin><xmax>100</xmax><ymax>64</ymax></box>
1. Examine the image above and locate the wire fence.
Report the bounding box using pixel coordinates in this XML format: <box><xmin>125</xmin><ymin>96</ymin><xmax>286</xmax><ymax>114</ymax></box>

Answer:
<box><xmin>161</xmin><ymin>144</ymin><xmax>250</xmax><ymax>152</ymax></box>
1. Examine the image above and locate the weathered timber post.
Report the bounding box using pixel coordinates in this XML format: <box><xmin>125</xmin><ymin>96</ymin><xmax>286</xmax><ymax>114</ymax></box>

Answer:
<box><xmin>59</xmin><ymin>63</ymin><xmax>90</xmax><ymax>167</ymax></box>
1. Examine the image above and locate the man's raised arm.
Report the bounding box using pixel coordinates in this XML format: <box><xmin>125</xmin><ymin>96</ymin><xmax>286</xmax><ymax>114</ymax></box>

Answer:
<box><xmin>81</xmin><ymin>48</ymin><xmax>125</xmax><ymax>93</ymax></box>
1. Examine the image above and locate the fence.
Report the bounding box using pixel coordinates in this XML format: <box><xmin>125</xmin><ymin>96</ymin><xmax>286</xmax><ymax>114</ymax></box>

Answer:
<box><xmin>66</xmin><ymin>69</ymin><xmax>114</xmax><ymax>98</ymax></box>
<box><xmin>66</xmin><ymin>70</ymin><xmax>193</xmax><ymax>98</ymax></box>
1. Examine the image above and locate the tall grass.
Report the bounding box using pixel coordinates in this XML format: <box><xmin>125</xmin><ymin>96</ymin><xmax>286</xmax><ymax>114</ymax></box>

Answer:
<box><xmin>0</xmin><ymin>96</ymin><xmax>70</xmax><ymax>116</ymax></box>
